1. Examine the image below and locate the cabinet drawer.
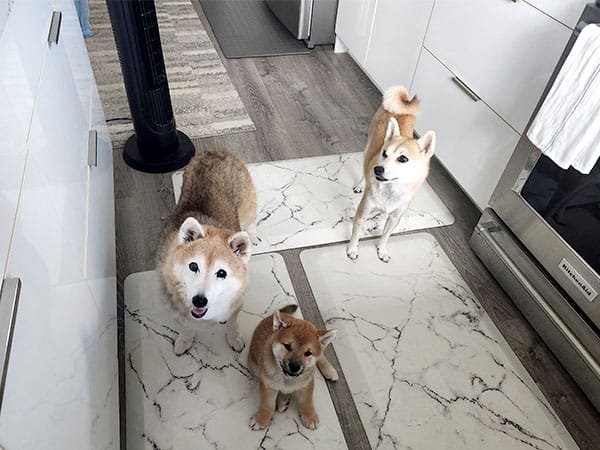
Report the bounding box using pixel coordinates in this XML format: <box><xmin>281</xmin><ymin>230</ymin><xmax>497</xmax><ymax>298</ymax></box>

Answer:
<box><xmin>364</xmin><ymin>0</ymin><xmax>434</xmax><ymax>91</ymax></box>
<box><xmin>85</xmin><ymin>85</ymin><xmax>116</xmax><ymax>280</ymax></box>
<box><xmin>413</xmin><ymin>49</ymin><xmax>520</xmax><ymax>209</ymax></box>
<box><xmin>425</xmin><ymin>0</ymin><xmax>570</xmax><ymax>133</ymax></box>
<box><xmin>335</xmin><ymin>0</ymin><xmax>377</xmax><ymax>64</ymax></box>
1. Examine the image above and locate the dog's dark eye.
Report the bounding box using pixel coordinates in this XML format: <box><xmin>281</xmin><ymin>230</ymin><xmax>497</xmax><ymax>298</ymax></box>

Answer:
<box><xmin>189</xmin><ymin>262</ymin><xmax>198</xmax><ymax>273</ymax></box>
<box><xmin>216</xmin><ymin>269</ymin><xmax>227</xmax><ymax>279</ymax></box>
<box><xmin>382</xmin><ymin>150</ymin><xmax>388</xmax><ymax>158</ymax></box>
<box><xmin>283</xmin><ymin>343</ymin><xmax>292</xmax><ymax>351</ymax></box>
<box><xmin>397</xmin><ymin>155</ymin><xmax>409</xmax><ymax>163</ymax></box>
<box><xmin>304</xmin><ymin>350</ymin><xmax>312</xmax><ymax>357</ymax></box>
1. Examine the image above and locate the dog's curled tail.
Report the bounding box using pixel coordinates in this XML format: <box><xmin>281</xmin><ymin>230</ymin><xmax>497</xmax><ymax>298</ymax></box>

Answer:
<box><xmin>382</xmin><ymin>85</ymin><xmax>420</xmax><ymax>116</ymax></box>
<box><xmin>279</xmin><ymin>304</ymin><xmax>299</xmax><ymax>315</ymax></box>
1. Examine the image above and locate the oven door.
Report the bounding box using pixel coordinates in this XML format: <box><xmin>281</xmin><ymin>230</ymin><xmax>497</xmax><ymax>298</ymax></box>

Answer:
<box><xmin>490</xmin><ymin>8</ymin><xmax>600</xmax><ymax>328</ymax></box>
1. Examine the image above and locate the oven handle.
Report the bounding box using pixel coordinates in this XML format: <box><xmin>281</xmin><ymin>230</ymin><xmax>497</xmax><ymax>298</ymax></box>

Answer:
<box><xmin>476</xmin><ymin>223</ymin><xmax>600</xmax><ymax>379</ymax></box>
<box><xmin>0</xmin><ymin>278</ymin><xmax>21</xmax><ymax>413</ymax></box>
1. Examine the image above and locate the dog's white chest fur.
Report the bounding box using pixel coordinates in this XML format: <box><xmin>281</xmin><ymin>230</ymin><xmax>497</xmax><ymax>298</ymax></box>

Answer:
<box><xmin>370</xmin><ymin>181</ymin><xmax>413</xmax><ymax>214</ymax></box>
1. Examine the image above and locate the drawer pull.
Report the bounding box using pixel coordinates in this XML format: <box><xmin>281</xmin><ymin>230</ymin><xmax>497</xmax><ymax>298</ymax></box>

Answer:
<box><xmin>88</xmin><ymin>129</ymin><xmax>98</xmax><ymax>167</ymax></box>
<box><xmin>0</xmin><ymin>278</ymin><xmax>21</xmax><ymax>413</ymax></box>
<box><xmin>47</xmin><ymin>11</ymin><xmax>62</xmax><ymax>44</ymax></box>
<box><xmin>451</xmin><ymin>76</ymin><xmax>481</xmax><ymax>102</ymax></box>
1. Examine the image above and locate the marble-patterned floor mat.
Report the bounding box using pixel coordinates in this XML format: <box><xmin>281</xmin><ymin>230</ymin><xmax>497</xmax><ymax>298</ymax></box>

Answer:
<box><xmin>124</xmin><ymin>253</ymin><xmax>346</xmax><ymax>449</ymax></box>
<box><xmin>86</xmin><ymin>0</ymin><xmax>255</xmax><ymax>145</ymax></box>
<box><xmin>172</xmin><ymin>152</ymin><xmax>454</xmax><ymax>254</ymax></box>
<box><xmin>300</xmin><ymin>234</ymin><xmax>577</xmax><ymax>450</ymax></box>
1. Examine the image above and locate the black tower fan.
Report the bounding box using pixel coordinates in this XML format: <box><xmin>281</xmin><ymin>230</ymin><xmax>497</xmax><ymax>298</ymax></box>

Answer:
<box><xmin>106</xmin><ymin>0</ymin><xmax>194</xmax><ymax>173</ymax></box>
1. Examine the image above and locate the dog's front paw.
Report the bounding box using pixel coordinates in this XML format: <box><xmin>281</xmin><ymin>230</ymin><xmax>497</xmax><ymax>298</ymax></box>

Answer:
<box><xmin>322</xmin><ymin>365</ymin><xmax>339</xmax><ymax>382</ymax></box>
<box><xmin>299</xmin><ymin>410</ymin><xmax>320</xmax><ymax>430</ymax></box>
<box><xmin>377</xmin><ymin>247</ymin><xmax>391</xmax><ymax>263</ymax></box>
<box><xmin>346</xmin><ymin>246</ymin><xmax>359</xmax><ymax>260</ymax></box>
<box><xmin>174</xmin><ymin>334</ymin><xmax>194</xmax><ymax>355</ymax></box>
<box><xmin>227</xmin><ymin>333</ymin><xmax>245</xmax><ymax>352</ymax></box>
<box><xmin>249</xmin><ymin>412</ymin><xmax>271</xmax><ymax>430</ymax></box>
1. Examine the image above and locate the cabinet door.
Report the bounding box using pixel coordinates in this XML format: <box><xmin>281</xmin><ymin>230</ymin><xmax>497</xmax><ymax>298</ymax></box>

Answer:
<box><xmin>0</xmin><ymin>0</ymin><xmax>53</xmax><ymax>276</ymax></box>
<box><xmin>0</xmin><ymin>25</ymin><xmax>90</xmax><ymax>450</ymax></box>
<box><xmin>412</xmin><ymin>49</ymin><xmax>520</xmax><ymax>209</ymax></box>
<box><xmin>425</xmin><ymin>0</ymin><xmax>571</xmax><ymax>133</ymax></box>
<box><xmin>365</xmin><ymin>0</ymin><xmax>434</xmax><ymax>91</ymax></box>
<box><xmin>335</xmin><ymin>0</ymin><xmax>377</xmax><ymax>65</ymax></box>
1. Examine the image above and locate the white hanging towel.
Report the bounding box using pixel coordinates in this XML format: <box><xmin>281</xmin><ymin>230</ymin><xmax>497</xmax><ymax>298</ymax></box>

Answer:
<box><xmin>527</xmin><ymin>24</ymin><xmax>600</xmax><ymax>175</ymax></box>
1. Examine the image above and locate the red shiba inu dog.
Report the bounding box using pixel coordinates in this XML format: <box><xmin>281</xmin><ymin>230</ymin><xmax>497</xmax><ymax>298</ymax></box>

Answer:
<box><xmin>248</xmin><ymin>305</ymin><xmax>338</xmax><ymax>430</ymax></box>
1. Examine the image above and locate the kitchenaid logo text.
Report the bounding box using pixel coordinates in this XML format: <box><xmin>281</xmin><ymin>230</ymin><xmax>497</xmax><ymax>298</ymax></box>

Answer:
<box><xmin>559</xmin><ymin>258</ymin><xmax>597</xmax><ymax>302</ymax></box>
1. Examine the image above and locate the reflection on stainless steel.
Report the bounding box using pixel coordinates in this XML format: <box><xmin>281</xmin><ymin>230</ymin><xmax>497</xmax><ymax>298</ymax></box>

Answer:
<box><xmin>471</xmin><ymin>3</ymin><xmax>600</xmax><ymax>411</ymax></box>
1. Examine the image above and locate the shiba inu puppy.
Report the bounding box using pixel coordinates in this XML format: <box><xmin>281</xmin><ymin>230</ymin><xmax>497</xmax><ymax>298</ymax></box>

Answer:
<box><xmin>248</xmin><ymin>305</ymin><xmax>338</xmax><ymax>430</ymax></box>
<box><xmin>156</xmin><ymin>149</ymin><xmax>257</xmax><ymax>355</ymax></box>
<box><xmin>347</xmin><ymin>86</ymin><xmax>436</xmax><ymax>262</ymax></box>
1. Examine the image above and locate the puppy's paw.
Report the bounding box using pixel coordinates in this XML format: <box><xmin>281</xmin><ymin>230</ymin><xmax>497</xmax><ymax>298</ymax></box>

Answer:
<box><xmin>352</xmin><ymin>184</ymin><xmax>363</xmax><ymax>193</ymax></box>
<box><xmin>346</xmin><ymin>246</ymin><xmax>359</xmax><ymax>260</ymax></box>
<box><xmin>174</xmin><ymin>335</ymin><xmax>193</xmax><ymax>355</ymax></box>
<box><xmin>227</xmin><ymin>333</ymin><xmax>245</xmax><ymax>352</ymax></box>
<box><xmin>249</xmin><ymin>412</ymin><xmax>271</xmax><ymax>430</ymax></box>
<box><xmin>300</xmin><ymin>410</ymin><xmax>320</xmax><ymax>430</ymax></box>
<box><xmin>277</xmin><ymin>394</ymin><xmax>291</xmax><ymax>412</ymax></box>
<box><xmin>322</xmin><ymin>365</ymin><xmax>339</xmax><ymax>382</ymax></box>
<box><xmin>377</xmin><ymin>247</ymin><xmax>391</xmax><ymax>263</ymax></box>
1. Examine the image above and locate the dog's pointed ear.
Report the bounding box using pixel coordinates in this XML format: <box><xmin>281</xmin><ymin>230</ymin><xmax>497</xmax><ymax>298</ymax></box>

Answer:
<box><xmin>384</xmin><ymin>117</ymin><xmax>400</xmax><ymax>142</ymax></box>
<box><xmin>417</xmin><ymin>130</ymin><xmax>436</xmax><ymax>159</ymax></box>
<box><xmin>178</xmin><ymin>217</ymin><xmax>205</xmax><ymax>244</ymax></box>
<box><xmin>273</xmin><ymin>310</ymin><xmax>288</xmax><ymax>331</ymax></box>
<box><xmin>228</xmin><ymin>231</ymin><xmax>251</xmax><ymax>263</ymax></box>
<box><xmin>317</xmin><ymin>329</ymin><xmax>337</xmax><ymax>348</ymax></box>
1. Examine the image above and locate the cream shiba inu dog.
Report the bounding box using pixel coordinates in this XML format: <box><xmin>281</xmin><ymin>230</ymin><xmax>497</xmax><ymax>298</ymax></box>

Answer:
<box><xmin>156</xmin><ymin>149</ymin><xmax>257</xmax><ymax>355</ymax></box>
<box><xmin>248</xmin><ymin>305</ymin><xmax>338</xmax><ymax>430</ymax></box>
<box><xmin>347</xmin><ymin>86</ymin><xmax>436</xmax><ymax>262</ymax></box>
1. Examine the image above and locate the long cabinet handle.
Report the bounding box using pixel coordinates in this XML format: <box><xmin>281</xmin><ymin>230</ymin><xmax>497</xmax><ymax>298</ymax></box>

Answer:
<box><xmin>88</xmin><ymin>129</ymin><xmax>98</xmax><ymax>167</ymax></box>
<box><xmin>0</xmin><ymin>278</ymin><xmax>21</xmax><ymax>413</ymax></box>
<box><xmin>48</xmin><ymin>11</ymin><xmax>62</xmax><ymax>44</ymax></box>
<box><xmin>451</xmin><ymin>76</ymin><xmax>480</xmax><ymax>102</ymax></box>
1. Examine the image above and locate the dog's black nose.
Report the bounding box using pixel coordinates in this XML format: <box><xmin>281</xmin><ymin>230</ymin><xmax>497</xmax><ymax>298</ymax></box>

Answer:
<box><xmin>289</xmin><ymin>360</ymin><xmax>302</xmax><ymax>373</ymax></box>
<box><xmin>374</xmin><ymin>166</ymin><xmax>385</xmax><ymax>176</ymax></box>
<box><xmin>192</xmin><ymin>295</ymin><xmax>208</xmax><ymax>308</ymax></box>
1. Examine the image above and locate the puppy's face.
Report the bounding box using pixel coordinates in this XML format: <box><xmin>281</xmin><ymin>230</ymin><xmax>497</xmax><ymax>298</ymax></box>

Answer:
<box><xmin>373</xmin><ymin>118</ymin><xmax>436</xmax><ymax>184</ymax></box>
<box><xmin>270</xmin><ymin>311</ymin><xmax>336</xmax><ymax>378</ymax></box>
<box><xmin>170</xmin><ymin>218</ymin><xmax>251</xmax><ymax>322</ymax></box>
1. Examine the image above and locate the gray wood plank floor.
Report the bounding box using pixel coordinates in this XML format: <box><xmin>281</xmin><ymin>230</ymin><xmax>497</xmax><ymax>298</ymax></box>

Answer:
<box><xmin>112</xmin><ymin>2</ymin><xmax>600</xmax><ymax>448</ymax></box>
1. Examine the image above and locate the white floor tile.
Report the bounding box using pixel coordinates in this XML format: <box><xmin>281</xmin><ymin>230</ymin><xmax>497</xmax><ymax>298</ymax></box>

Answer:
<box><xmin>300</xmin><ymin>234</ymin><xmax>577</xmax><ymax>450</ymax></box>
<box><xmin>124</xmin><ymin>253</ymin><xmax>346</xmax><ymax>450</ymax></box>
<box><xmin>172</xmin><ymin>153</ymin><xmax>454</xmax><ymax>254</ymax></box>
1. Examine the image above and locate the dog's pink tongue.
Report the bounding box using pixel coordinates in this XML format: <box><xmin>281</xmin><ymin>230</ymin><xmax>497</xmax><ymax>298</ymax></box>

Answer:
<box><xmin>192</xmin><ymin>307</ymin><xmax>206</xmax><ymax>315</ymax></box>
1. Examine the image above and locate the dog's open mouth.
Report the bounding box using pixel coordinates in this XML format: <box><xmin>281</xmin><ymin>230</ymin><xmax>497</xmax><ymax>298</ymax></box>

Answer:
<box><xmin>375</xmin><ymin>175</ymin><xmax>388</xmax><ymax>182</ymax></box>
<box><xmin>190</xmin><ymin>307</ymin><xmax>208</xmax><ymax>319</ymax></box>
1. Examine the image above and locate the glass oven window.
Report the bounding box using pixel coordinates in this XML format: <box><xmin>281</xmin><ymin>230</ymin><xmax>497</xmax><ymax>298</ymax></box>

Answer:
<box><xmin>521</xmin><ymin>154</ymin><xmax>600</xmax><ymax>275</ymax></box>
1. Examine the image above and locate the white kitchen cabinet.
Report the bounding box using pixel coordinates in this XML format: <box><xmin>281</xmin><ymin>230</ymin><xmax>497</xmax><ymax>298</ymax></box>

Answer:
<box><xmin>0</xmin><ymin>0</ymin><xmax>53</xmax><ymax>277</ymax></box>
<box><xmin>0</xmin><ymin>3</ymin><xmax>119</xmax><ymax>448</ymax></box>
<box><xmin>335</xmin><ymin>0</ymin><xmax>377</xmax><ymax>64</ymax></box>
<box><xmin>425</xmin><ymin>0</ymin><xmax>570</xmax><ymax>133</ymax></box>
<box><xmin>364</xmin><ymin>0</ymin><xmax>435</xmax><ymax>91</ymax></box>
<box><xmin>526</xmin><ymin>0</ymin><xmax>588</xmax><ymax>28</ymax></box>
<box><xmin>412</xmin><ymin>49</ymin><xmax>520</xmax><ymax>208</ymax></box>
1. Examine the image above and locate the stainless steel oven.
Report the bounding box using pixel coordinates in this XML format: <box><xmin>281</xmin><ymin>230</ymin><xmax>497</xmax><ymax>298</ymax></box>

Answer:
<box><xmin>471</xmin><ymin>2</ymin><xmax>600</xmax><ymax>411</ymax></box>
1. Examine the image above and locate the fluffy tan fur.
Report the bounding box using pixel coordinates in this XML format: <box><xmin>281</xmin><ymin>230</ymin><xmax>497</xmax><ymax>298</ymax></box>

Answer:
<box><xmin>156</xmin><ymin>149</ymin><xmax>257</xmax><ymax>353</ymax></box>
